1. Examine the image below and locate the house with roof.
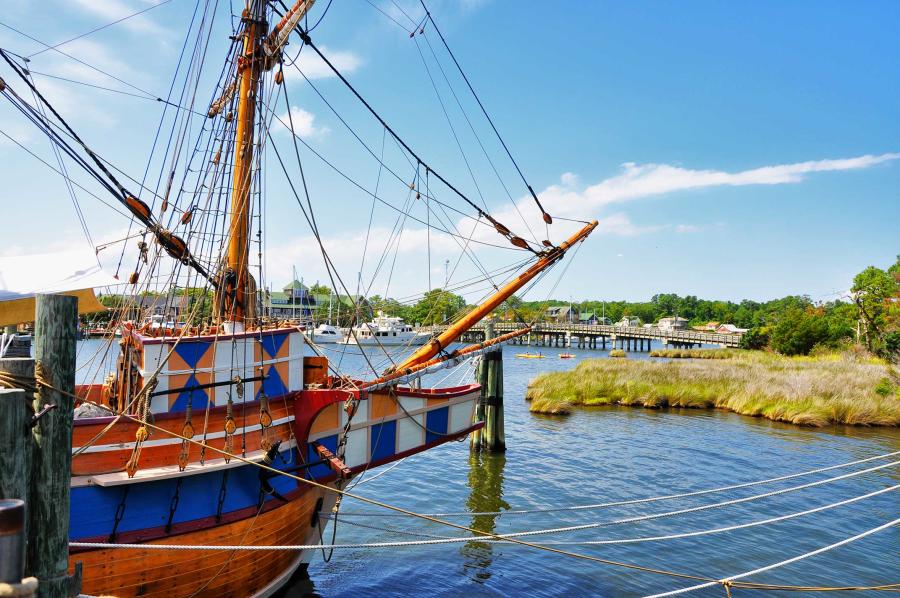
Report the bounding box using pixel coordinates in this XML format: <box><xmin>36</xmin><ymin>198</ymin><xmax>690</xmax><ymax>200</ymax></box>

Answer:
<box><xmin>578</xmin><ymin>311</ymin><xmax>598</xmax><ymax>325</ymax></box>
<box><xmin>616</xmin><ymin>316</ymin><xmax>641</xmax><ymax>327</ymax></box>
<box><xmin>262</xmin><ymin>280</ymin><xmax>314</xmax><ymax>321</ymax></box>
<box><xmin>716</xmin><ymin>323</ymin><xmax>749</xmax><ymax>334</ymax></box>
<box><xmin>693</xmin><ymin>321</ymin><xmax>720</xmax><ymax>332</ymax></box>
<box><xmin>545</xmin><ymin>305</ymin><xmax>575</xmax><ymax>323</ymax></box>
<box><xmin>658</xmin><ymin>316</ymin><xmax>689</xmax><ymax>331</ymax></box>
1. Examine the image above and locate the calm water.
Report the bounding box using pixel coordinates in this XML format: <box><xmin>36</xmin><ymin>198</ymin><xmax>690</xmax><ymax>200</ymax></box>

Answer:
<box><xmin>76</xmin><ymin>340</ymin><xmax>900</xmax><ymax>597</ymax></box>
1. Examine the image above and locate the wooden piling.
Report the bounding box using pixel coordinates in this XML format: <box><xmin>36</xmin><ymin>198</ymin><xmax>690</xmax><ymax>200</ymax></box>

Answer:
<box><xmin>0</xmin><ymin>384</ymin><xmax>30</xmax><ymax>586</ymax></box>
<box><xmin>0</xmin><ymin>354</ymin><xmax>36</xmax><ymax>575</ymax></box>
<box><xmin>0</xmin><ymin>385</ymin><xmax>31</xmax><ymax>504</ymax></box>
<box><xmin>473</xmin><ymin>322</ymin><xmax>505</xmax><ymax>453</ymax></box>
<box><xmin>30</xmin><ymin>294</ymin><xmax>78</xmax><ymax>598</ymax></box>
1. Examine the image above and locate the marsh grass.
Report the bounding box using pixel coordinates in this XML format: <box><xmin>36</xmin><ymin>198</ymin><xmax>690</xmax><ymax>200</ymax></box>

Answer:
<box><xmin>525</xmin><ymin>351</ymin><xmax>900</xmax><ymax>426</ymax></box>
<box><xmin>649</xmin><ymin>348</ymin><xmax>735</xmax><ymax>359</ymax></box>
<box><xmin>609</xmin><ymin>349</ymin><xmax>627</xmax><ymax>358</ymax></box>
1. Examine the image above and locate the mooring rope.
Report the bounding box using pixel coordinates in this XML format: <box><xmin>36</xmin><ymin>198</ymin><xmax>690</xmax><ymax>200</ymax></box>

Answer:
<box><xmin>644</xmin><ymin>517</ymin><xmax>900</xmax><ymax>597</ymax></box>
<box><xmin>316</xmin><ymin>483</ymin><xmax>899</xmax><ymax>546</ymax></box>
<box><xmin>334</xmin><ymin>450</ymin><xmax>900</xmax><ymax>517</ymax></box>
<box><xmin>71</xmin><ymin>482</ymin><xmax>898</xmax><ymax>551</ymax></box>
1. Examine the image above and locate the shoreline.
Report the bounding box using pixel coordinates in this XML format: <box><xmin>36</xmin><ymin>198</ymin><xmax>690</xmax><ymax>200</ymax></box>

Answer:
<box><xmin>525</xmin><ymin>351</ymin><xmax>900</xmax><ymax>427</ymax></box>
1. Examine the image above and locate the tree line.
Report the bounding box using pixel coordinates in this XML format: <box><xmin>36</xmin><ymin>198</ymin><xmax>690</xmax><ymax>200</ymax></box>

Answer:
<box><xmin>90</xmin><ymin>256</ymin><xmax>899</xmax><ymax>360</ymax></box>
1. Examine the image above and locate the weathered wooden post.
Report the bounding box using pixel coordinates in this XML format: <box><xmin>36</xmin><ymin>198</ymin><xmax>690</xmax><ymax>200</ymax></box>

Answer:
<box><xmin>0</xmin><ymin>499</ymin><xmax>27</xmax><ymax>585</ymax></box>
<box><xmin>30</xmin><ymin>294</ymin><xmax>78</xmax><ymax>598</ymax></box>
<box><xmin>0</xmin><ymin>360</ymin><xmax>35</xmax><ymax>588</ymax></box>
<box><xmin>474</xmin><ymin>321</ymin><xmax>505</xmax><ymax>453</ymax></box>
<box><xmin>0</xmin><ymin>387</ymin><xmax>30</xmax><ymax>506</ymax></box>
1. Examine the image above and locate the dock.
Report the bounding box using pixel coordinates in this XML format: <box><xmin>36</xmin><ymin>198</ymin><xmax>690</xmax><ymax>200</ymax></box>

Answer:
<box><xmin>426</xmin><ymin>322</ymin><xmax>743</xmax><ymax>350</ymax></box>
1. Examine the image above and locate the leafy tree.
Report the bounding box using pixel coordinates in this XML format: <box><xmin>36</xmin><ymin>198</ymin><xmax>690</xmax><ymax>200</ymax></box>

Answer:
<box><xmin>410</xmin><ymin>289</ymin><xmax>466</xmax><ymax>326</ymax></box>
<box><xmin>309</xmin><ymin>283</ymin><xmax>332</xmax><ymax>296</ymax></box>
<box><xmin>740</xmin><ymin>327</ymin><xmax>769</xmax><ymax>350</ymax></box>
<box><xmin>769</xmin><ymin>307</ymin><xmax>830</xmax><ymax>356</ymax></box>
<box><xmin>852</xmin><ymin>265</ymin><xmax>899</xmax><ymax>353</ymax></box>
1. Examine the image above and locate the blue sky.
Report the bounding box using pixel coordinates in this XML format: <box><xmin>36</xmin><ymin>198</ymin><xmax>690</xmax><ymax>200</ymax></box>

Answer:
<box><xmin>0</xmin><ymin>0</ymin><xmax>898</xmax><ymax>304</ymax></box>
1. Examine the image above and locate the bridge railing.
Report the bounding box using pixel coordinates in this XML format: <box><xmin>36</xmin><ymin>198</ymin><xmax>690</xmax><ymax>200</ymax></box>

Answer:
<box><xmin>422</xmin><ymin>321</ymin><xmax>743</xmax><ymax>346</ymax></box>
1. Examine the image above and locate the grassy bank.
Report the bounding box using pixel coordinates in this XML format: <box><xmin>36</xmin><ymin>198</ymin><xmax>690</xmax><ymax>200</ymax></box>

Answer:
<box><xmin>526</xmin><ymin>351</ymin><xmax>900</xmax><ymax>426</ymax></box>
<box><xmin>649</xmin><ymin>348</ymin><xmax>735</xmax><ymax>359</ymax></box>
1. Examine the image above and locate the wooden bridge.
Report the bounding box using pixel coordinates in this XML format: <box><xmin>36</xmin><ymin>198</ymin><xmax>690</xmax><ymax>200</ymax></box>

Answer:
<box><xmin>425</xmin><ymin>322</ymin><xmax>743</xmax><ymax>350</ymax></box>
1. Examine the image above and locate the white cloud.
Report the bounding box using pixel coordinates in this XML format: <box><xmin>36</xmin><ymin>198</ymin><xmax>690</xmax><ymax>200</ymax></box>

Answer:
<box><xmin>69</xmin><ymin>0</ymin><xmax>168</xmax><ymax>36</ymax></box>
<box><xmin>0</xmin><ymin>120</ymin><xmax>33</xmax><ymax>147</ymax></box>
<box><xmin>546</xmin><ymin>152</ymin><xmax>900</xmax><ymax>217</ymax></box>
<box><xmin>277</xmin><ymin>106</ymin><xmax>329</xmax><ymax>138</ymax></box>
<box><xmin>674</xmin><ymin>224</ymin><xmax>700</xmax><ymax>234</ymax></box>
<box><xmin>42</xmin><ymin>39</ymin><xmax>145</xmax><ymax>88</ymax></box>
<box><xmin>483</xmin><ymin>152</ymin><xmax>900</xmax><ymax>241</ymax></box>
<box><xmin>290</xmin><ymin>46</ymin><xmax>361</xmax><ymax>80</ymax></box>
<box><xmin>594</xmin><ymin>213</ymin><xmax>665</xmax><ymax>237</ymax></box>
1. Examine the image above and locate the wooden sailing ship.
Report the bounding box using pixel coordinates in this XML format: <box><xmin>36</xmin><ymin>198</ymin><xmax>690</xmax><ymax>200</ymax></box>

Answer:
<box><xmin>0</xmin><ymin>1</ymin><xmax>596</xmax><ymax>595</ymax></box>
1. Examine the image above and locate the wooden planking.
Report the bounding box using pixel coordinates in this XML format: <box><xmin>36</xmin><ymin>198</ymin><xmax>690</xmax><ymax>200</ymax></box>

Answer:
<box><xmin>70</xmin><ymin>485</ymin><xmax>332</xmax><ymax>598</ymax></box>
<box><xmin>72</xmin><ymin>400</ymin><xmax>293</xmax><ymax>446</ymax></box>
<box><xmin>72</xmin><ymin>421</ymin><xmax>294</xmax><ymax>476</ymax></box>
<box><xmin>72</xmin><ymin>400</ymin><xmax>294</xmax><ymax>475</ymax></box>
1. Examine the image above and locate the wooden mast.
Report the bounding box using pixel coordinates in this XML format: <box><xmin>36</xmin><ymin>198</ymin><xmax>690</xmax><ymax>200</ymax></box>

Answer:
<box><xmin>217</xmin><ymin>0</ymin><xmax>314</xmax><ymax>328</ymax></box>
<box><xmin>389</xmin><ymin>220</ymin><xmax>598</xmax><ymax>373</ymax></box>
<box><xmin>219</xmin><ymin>1</ymin><xmax>265</xmax><ymax>327</ymax></box>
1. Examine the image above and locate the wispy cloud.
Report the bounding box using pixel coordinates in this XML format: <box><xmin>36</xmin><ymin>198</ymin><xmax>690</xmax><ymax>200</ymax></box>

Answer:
<box><xmin>541</xmin><ymin>152</ymin><xmax>900</xmax><ymax>218</ymax></box>
<box><xmin>69</xmin><ymin>0</ymin><xmax>169</xmax><ymax>36</ymax></box>
<box><xmin>291</xmin><ymin>46</ymin><xmax>362</xmax><ymax>80</ymax></box>
<box><xmin>277</xmin><ymin>106</ymin><xmax>329</xmax><ymax>139</ymax></box>
<box><xmin>484</xmin><ymin>152</ymin><xmax>900</xmax><ymax>238</ymax></box>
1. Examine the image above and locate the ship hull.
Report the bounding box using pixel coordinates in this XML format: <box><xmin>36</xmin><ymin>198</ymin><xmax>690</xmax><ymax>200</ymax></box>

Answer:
<box><xmin>67</xmin><ymin>325</ymin><xmax>482</xmax><ymax>597</ymax></box>
<box><xmin>70</xmin><ymin>482</ymin><xmax>335</xmax><ymax>598</ymax></box>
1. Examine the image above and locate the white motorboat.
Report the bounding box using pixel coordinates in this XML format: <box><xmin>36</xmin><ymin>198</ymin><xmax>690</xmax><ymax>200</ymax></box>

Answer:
<box><xmin>345</xmin><ymin>314</ymin><xmax>431</xmax><ymax>346</ymax></box>
<box><xmin>311</xmin><ymin>323</ymin><xmax>343</xmax><ymax>344</ymax></box>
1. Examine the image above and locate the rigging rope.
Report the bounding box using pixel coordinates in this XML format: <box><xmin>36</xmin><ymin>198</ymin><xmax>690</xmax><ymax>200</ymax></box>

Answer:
<box><xmin>291</xmin><ymin>28</ymin><xmax>536</xmax><ymax>253</ymax></box>
<box><xmin>420</xmin><ymin>0</ymin><xmax>553</xmax><ymax>227</ymax></box>
<box><xmin>27</xmin><ymin>0</ymin><xmax>175</xmax><ymax>59</ymax></box>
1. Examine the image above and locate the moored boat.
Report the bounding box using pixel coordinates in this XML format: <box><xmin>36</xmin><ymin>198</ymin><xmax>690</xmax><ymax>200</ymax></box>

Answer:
<box><xmin>0</xmin><ymin>0</ymin><xmax>597</xmax><ymax>593</ymax></box>
<box><xmin>311</xmin><ymin>322</ymin><xmax>344</xmax><ymax>344</ymax></box>
<box><xmin>345</xmin><ymin>314</ymin><xmax>431</xmax><ymax>347</ymax></box>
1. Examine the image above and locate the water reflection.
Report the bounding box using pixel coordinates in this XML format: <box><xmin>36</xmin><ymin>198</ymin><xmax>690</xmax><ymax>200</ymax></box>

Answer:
<box><xmin>460</xmin><ymin>451</ymin><xmax>509</xmax><ymax>582</ymax></box>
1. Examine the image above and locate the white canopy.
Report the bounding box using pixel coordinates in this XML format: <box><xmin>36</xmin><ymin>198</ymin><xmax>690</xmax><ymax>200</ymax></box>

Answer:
<box><xmin>0</xmin><ymin>249</ymin><xmax>120</xmax><ymax>326</ymax></box>
<box><xmin>0</xmin><ymin>249</ymin><xmax>121</xmax><ymax>294</ymax></box>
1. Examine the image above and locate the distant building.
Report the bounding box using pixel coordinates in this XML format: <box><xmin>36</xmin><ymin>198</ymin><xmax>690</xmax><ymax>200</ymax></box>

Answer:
<box><xmin>578</xmin><ymin>311</ymin><xmax>598</xmax><ymax>325</ymax></box>
<box><xmin>264</xmin><ymin>280</ymin><xmax>314</xmax><ymax>321</ymax></box>
<box><xmin>658</xmin><ymin>316</ymin><xmax>689</xmax><ymax>331</ymax></box>
<box><xmin>693</xmin><ymin>321</ymin><xmax>720</xmax><ymax>332</ymax></box>
<box><xmin>114</xmin><ymin>294</ymin><xmax>183</xmax><ymax>322</ymax></box>
<box><xmin>716</xmin><ymin>323</ymin><xmax>748</xmax><ymax>334</ymax></box>
<box><xmin>616</xmin><ymin>316</ymin><xmax>641</xmax><ymax>327</ymax></box>
<box><xmin>545</xmin><ymin>305</ymin><xmax>575</xmax><ymax>323</ymax></box>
